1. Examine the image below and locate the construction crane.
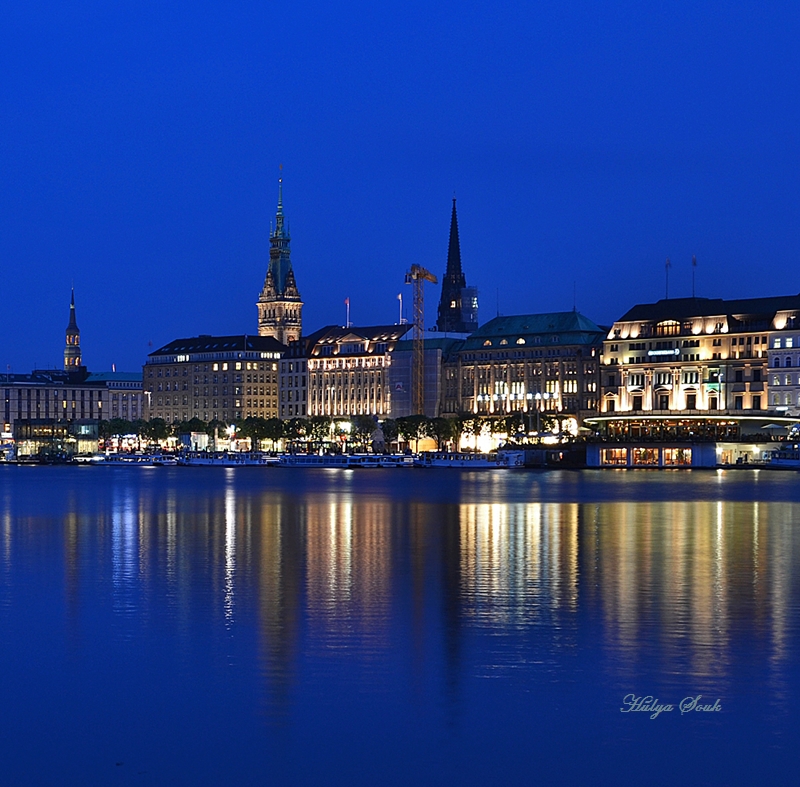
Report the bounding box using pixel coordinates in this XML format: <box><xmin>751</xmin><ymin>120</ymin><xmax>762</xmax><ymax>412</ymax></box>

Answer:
<box><xmin>404</xmin><ymin>264</ymin><xmax>438</xmax><ymax>415</ymax></box>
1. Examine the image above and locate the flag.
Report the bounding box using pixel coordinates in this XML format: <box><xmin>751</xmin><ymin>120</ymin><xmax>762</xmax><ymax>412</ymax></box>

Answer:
<box><xmin>692</xmin><ymin>255</ymin><xmax>697</xmax><ymax>267</ymax></box>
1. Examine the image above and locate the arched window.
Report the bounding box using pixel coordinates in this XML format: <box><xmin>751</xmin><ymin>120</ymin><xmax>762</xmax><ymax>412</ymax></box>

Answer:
<box><xmin>786</xmin><ymin>357</ymin><xmax>793</xmax><ymax>368</ymax></box>
<box><xmin>774</xmin><ymin>358</ymin><xmax>782</xmax><ymax>368</ymax></box>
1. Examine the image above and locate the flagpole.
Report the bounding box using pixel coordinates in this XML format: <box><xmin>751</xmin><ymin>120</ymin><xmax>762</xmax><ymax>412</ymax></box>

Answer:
<box><xmin>665</xmin><ymin>258</ymin><xmax>671</xmax><ymax>299</ymax></box>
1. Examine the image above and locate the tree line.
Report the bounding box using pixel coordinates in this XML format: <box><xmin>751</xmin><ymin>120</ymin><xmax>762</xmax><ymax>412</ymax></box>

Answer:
<box><xmin>98</xmin><ymin>411</ymin><xmax>558</xmax><ymax>451</ymax></box>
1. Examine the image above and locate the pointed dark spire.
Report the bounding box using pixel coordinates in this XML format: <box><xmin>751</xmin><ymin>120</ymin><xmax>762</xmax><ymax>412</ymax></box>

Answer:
<box><xmin>436</xmin><ymin>198</ymin><xmax>478</xmax><ymax>333</ymax></box>
<box><xmin>445</xmin><ymin>198</ymin><xmax>464</xmax><ymax>280</ymax></box>
<box><xmin>67</xmin><ymin>287</ymin><xmax>78</xmax><ymax>331</ymax></box>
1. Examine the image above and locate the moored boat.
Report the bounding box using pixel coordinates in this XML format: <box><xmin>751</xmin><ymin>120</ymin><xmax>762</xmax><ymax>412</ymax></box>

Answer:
<box><xmin>768</xmin><ymin>447</ymin><xmax>800</xmax><ymax>469</ymax></box>
<box><xmin>415</xmin><ymin>450</ymin><xmax>525</xmax><ymax>468</ymax></box>
<box><xmin>178</xmin><ymin>451</ymin><xmax>278</xmax><ymax>467</ymax></box>
<box><xmin>278</xmin><ymin>453</ymin><xmax>415</xmax><ymax>468</ymax></box>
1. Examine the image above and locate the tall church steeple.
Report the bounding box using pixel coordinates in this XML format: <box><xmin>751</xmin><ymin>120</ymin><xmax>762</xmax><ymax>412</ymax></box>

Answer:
<box><xmin>436</xmin><ymin>198</ymin><xmax>478</xmax><ymax>333</ymax></box>
<box><xmin>257</xmin><ymin>171</ymin><xmax>303</xmax><ymax>344</ymax></box>
<box><xmin>64</xmin><ymin>288</ymin><xmax>82</xmax><ymax>369</ymax></box>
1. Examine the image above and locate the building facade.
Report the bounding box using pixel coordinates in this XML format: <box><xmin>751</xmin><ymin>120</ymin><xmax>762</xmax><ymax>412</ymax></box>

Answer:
<box><xmin>257</xmin><ymin>176</ymin><xmax>303</xmax><ymax>344</ymax></box>
<box><xmin>386</xmin><ymin>337</ymin><xmax>463</xmax><ymax>418</ymax></box>
<box><xmin>439</xmin><ymin>312</ymin><xmax>604</xmax><ymax>424</ymax></box>
<box><xmin>2</xmin><ymin>369</ymin><xmax>143</xmax><ymax>439</ymax></box>
<box><xmin>594</xmin><ymin>295</ymin><xmax>800</xmax><ymax>435</ymax></box>
<box><xmin>144</xmin><ymin>335</ymin><xmax>285</xmax><ymax>423</ymax></box>
<box><xmin>300</xmin><ymin>325</ymin><xmax>413</xmax><ymax>419</ymax></box>
<box><xmin>435</xmin><ymin>198</ymin><xmax>478</xmax><ymax>334</ymax></box>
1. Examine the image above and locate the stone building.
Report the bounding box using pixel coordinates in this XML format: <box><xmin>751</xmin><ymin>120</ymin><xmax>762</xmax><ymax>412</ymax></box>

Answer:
<box><xmin>2</xmin><ymin>293</ymin><xmax>143</xmax><ymax>452</ymax></box>
<box><xmin>300</xmin><ymin>324</ymin><xmax>413</xmax><ymax>419</ymax></box>
<box><xmin>144</xmin><ymin>335</ymin><xmax>285</xmax><ymax>423</ymax></box>
<box><xmin>593</xmin><ymin>295</ymin><xmax>800</xmax><ymax>437</ymax></box>
<box><xmin>439</xmin><ymin>312</ymin><xmax>604</xmax><ymax>426</ymax></box>
<box><xmin>257</xmin><ymin>176</ymin><xmax>303</xmax><ymax>344</ymax></box>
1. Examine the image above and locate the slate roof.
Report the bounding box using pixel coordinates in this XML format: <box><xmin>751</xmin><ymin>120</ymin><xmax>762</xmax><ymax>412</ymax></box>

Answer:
<box><xmin>149</xmin><ymin>335</ymin><xmax>287</xmax><ymax>357</ymax></box>
<box><xmin>618</xmin><ymin>295</ymin><xmax>800</xmax><ymax>323</ymax></box>
<box><xmin>462</xmin><ymin>311</ymin><xmax>604</xmax><ymax>349</ymax></box>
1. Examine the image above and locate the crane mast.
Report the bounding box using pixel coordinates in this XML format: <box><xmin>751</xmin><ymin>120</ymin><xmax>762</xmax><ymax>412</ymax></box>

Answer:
<box><xmin>404</xmin><ymin>264</ymin><xmax>438</xmax><ymax>415</ymax></box>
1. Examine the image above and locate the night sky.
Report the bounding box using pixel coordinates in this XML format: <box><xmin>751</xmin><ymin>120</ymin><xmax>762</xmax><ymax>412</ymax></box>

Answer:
<box><xmin>2</xmin><ymin>1</ymin><xmax>799</xmax><ymax>373</ymax></box>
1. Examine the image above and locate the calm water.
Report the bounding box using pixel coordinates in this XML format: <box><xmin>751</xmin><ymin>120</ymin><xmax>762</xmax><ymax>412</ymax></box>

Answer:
<box><xmin>1</xmin><ymin>465</ymin><xmax>799</xmax><ymax>785</ymax></box>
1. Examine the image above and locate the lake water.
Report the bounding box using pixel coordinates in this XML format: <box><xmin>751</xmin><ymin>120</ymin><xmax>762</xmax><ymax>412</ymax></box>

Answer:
<box><xmin>1</xmin><ymin>465</ymin><xmax>798</xmax><ymax>785</ymax></box>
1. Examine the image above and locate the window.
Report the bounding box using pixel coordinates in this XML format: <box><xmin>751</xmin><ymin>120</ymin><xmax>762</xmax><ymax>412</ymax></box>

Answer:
<box><xmin>685</xmin><ymin>393</ymin><xmax>697</xmax><ymax>409</ymax></box>
<box><xmin>752</xmin><ymin>395</ymin><xmax>761</xmax><ymax>410</ymax></box>
<box><xmin>734</xmin><ymin>396</ymin><xmax>743</xmax><ymax>410</ymax></box>
<box><xmin>735</xmin><ymin>370</ymin><xmax>743</xmax><ymax>382</ymax></box>
<box><xmin>753</xmin><ymin>369</ymin><xmax>762</xmax><ymax>382</ymax></box>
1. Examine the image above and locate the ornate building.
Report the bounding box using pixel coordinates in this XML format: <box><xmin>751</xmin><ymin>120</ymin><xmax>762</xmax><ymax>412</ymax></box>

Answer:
<box><xmin>300</xmin><ymin>324</ymin><xmax>413</xmax><ymax>419</ymax></box>
<box><xmin>591</xmin><ymin>295</ymin><xmax>800</xmax><ymax>438</ymax></box>
<box><xmin>257</xmin><ymin>176</ymin><xmax>303</xmax><ymax>344</ymax></box>
<box><xmin>440</xmin><ymin>312</ymin><xmax>604</xmax><ymax>425</ymax></box>
<box><xmin>64</xmin><ymin>289</ymin><xmax>82</xmax><ymax>370</ymax></box>
<box><xmin>435</xmin><ymin>198</ymin><xmax>478</xmax><ymax>334</ymax></box>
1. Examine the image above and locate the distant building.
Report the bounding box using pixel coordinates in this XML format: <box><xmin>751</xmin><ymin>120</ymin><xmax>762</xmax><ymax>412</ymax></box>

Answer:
<box><xmin>2</xmin><ymin>291</ymin><xmax>143</xmax><ymax>454</ymax></box>
<box><xmin>440</xmin><ymin>312</ymin><xmax>604</xmax><ymax>424</ymax></box>
<box><xmin>591</xmin><ymin>295</ymin><xmax>800</xmax><ymax>438</ymax></box>
<box><xmin>144</xmin><ymin>335</ymin><xmax>285</xmax><ymax>423</ymax></box>
<box><xmin>257</xmin><ymin>176</ymin><xmax>303</xmax><ymax>344</ymax></box>
<box><xmin>435</xmin><ymin>199</ymin><xmax>478</xmax><ymax>334</ymax></box>
<box><xmin>300</xmin><ymin>324</ymin><xmax>413</xmax><ymax>419</ymax></box>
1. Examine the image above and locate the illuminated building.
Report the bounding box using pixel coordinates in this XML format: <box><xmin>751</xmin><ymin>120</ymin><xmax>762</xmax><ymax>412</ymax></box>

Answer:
<box><xmin>593</xmin><ymin>295</ymin><xmax>800</xmax><ymax>437</ymax></box>
<box><xmin>257</xmin><ymin>176</ymin><xmax>303</xmax><ymax>344</ymax></box>
<box><xmin>767</xmin><ymin>307</ymin><xmax>800</xmax><ymax>417</ymax></box>
<box><xmin>435</xmin><ymin>198</ymin><xmax>478</xmax><ymax>334</ymax></box>
<box><xmin>439</xmin><ymin>312</ymin><xmax>604</xmax><ymax>423</ymax></box>
<box><xmin>302</xmin><ymin>324</ymin><xmax>413</xmax><ymax>418</ymax></box>
<box><xmin>3</xmin><ymin>292</ymin><xmax>143</xmax><ymax>454</ymax></box>
<box><xmin>144</xmin><ymin>335</ymin><xmax>284</xmax><ymax>423</ymax></box>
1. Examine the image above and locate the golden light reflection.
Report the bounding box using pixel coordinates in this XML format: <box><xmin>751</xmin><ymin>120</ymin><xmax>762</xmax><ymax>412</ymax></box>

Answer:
<box><xmin>459</xmin><ymin>502</ymin><xmax>579</xmax><ymax>621</ymax></box>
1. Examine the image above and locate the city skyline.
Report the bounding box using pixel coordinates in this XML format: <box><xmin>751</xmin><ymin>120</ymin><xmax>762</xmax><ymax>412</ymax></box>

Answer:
<box><xmin>3</xmin><ymin>2</ymin><xmax>800</xmax><ymax>373</ymax></box>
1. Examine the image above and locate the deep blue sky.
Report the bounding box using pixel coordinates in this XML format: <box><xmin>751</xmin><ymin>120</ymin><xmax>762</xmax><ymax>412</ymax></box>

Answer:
<box><xmin>2</xmin><ymin>1</ymin><xmax>800</xmax><ymax>373</ymax></box>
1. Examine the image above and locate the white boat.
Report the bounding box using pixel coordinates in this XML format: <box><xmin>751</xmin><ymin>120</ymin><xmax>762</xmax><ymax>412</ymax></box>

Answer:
<box><xmin>416</xmin><ymin>450</ymin><xmax>525</xmax><ymax>468</ymax></box>
<box><xmin>105</xmin><ymin>453</ymin><xmax>156</xmax><ymax>466</ymax></box>
<box><xmin>178</xmin><ymin>451</ymin><xmax>278</xmax><ymax>467</ymax></box>
<box><xmin>345</xmin><ymin>454</ymin><xmax>415</xmax><ymax>468</ymax></box>
<box><xmin>152</xmin><ymin>455</ymin><xmax>179</xmax><ymax>466</ymax></box>
<box><xmin>278</xmin><ymin>453</ymin><xmax>415</xmax><ymax>468</ymax></box>
<box><xmin>768</xmin><ymin>447</ymin><xmax>800</xmax><ymax>469</ymax></box>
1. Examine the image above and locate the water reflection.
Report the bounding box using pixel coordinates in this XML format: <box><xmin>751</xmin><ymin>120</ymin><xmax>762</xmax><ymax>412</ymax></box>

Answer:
<box><xmin>0</xmin><ymin>469</ymin><xmax>798</xmax><ymax>710</ymax></box>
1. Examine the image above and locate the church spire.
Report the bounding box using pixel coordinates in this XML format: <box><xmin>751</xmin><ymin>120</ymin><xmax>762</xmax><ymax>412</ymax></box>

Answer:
<box><xmin>64</xmin><ymin>288</ymin><xmax>82</xmax><ymax>370</ymax></box>
<box><xmin>436</xmin><ymin>198</ymin><xmax>478</xmax><ymax>333</ymax></box>
<box><xmin>445</xmin><ymin>197</ymin><xmax>463</xmax><ymax>280</ymax></box>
